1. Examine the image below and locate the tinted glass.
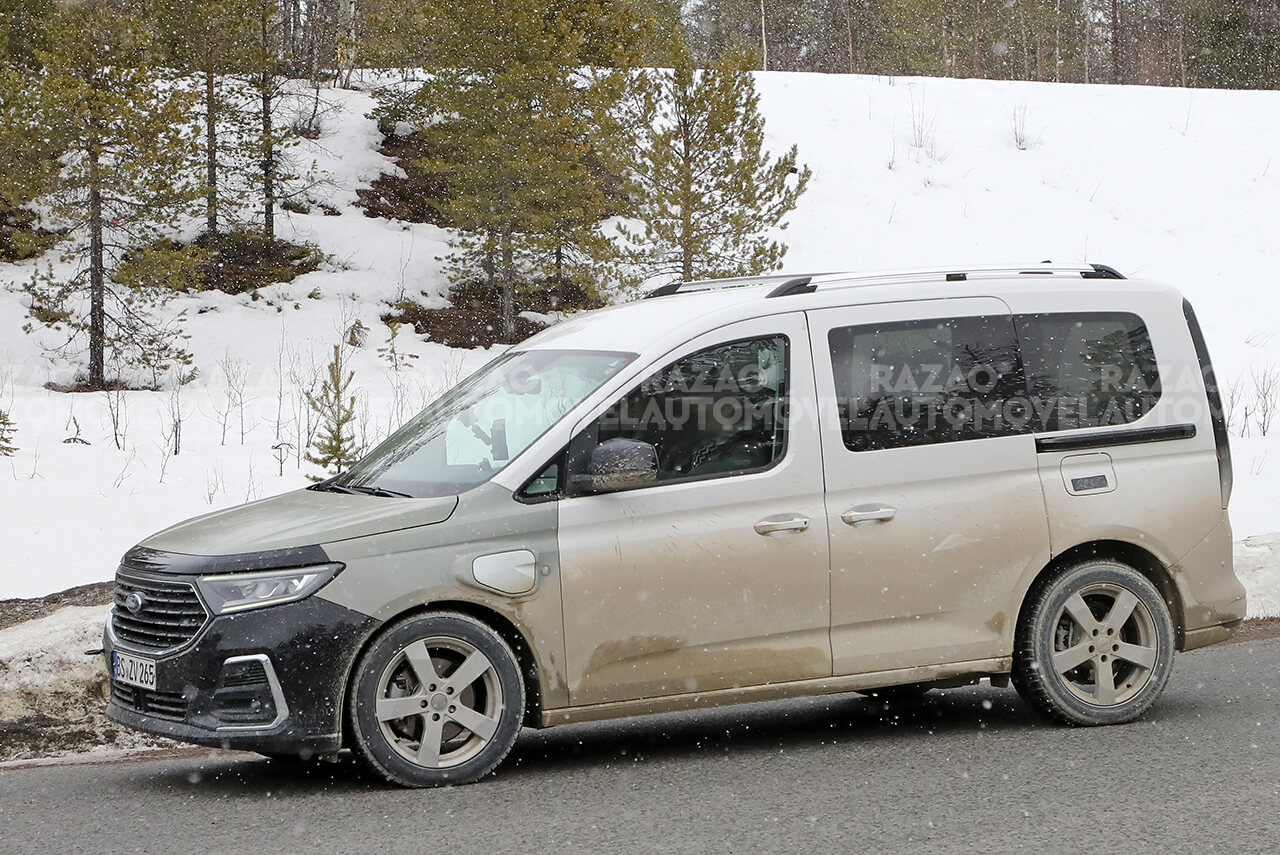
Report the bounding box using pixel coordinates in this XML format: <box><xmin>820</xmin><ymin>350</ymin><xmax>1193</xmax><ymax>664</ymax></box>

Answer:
<box><xmin>1015</xmin><ymin>312</ymin><xmax>1160</xmax><ymax>431</ymax></box>
<box><xmin>829</xmin><ymin>315</ymin><xmax>1030</xmax><ymax>451</ymax></box>
<box><xmin>585</xmin><ymin>336</ymin><xmax>789</xmax><ymax>483</ymax></box>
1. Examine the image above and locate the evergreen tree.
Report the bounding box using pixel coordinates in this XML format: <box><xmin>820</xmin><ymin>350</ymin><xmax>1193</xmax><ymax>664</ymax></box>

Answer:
<box><xmin>685</xmin><ymin>0</ymin><xmax>834</xmax><ymax>72</ymax></box>
<box><xmin>356</xmin><ymin>0</ymin><xmax>450</xmax><ymax>70</ymax></box>
<box><xmin>145</xmin><ymin>0</ymin><xmax>260</xmax><ymax>236</ymax></box>
<box><xmin>0</xmin><ymin>60</ymin><xmax>61</xmax><ymax>223</ymax></box>
<box><xmin>243</xmin><ymin>0</ymin><xmax>293</xmax><ymax>239</ymax></box>
<box><xmin>621</xmin><ymin>35</ymin><xmax>810</xmax><ymax>284</ymax></box>
<box><xmin>0</xmin><ymin>408</ymin><xmax>15</xmax><ymax>457</ymax></box>
<box><xmin>305</xmin><ymin>344</ymin><xmax>360</xmax><ymax>479</ymax></box>
<box><xmin>0</xmin><ymin>0</ymin><xmax>55</xmax><ymax>70</ymax></box>
<box><xmin>400</xmin><ymin>0</ymin><xmax>641</xmax><ymax>339</ymax></box>
<box><xmin>27</xmin><ymin>0</ymin><xmax>200</xmax><ymax>388</ymax></box>
<box><xmin>1185</xmin><ymin>0</ymin><xmax>1280</xmax><ymax>89</ymax></box>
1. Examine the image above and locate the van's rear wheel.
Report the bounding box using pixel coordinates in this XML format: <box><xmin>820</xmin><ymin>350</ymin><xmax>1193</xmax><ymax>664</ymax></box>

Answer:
<box><xmin>1013</xmin><ymin>560</ymin><xmax>1175</xmax><ymax>726</ymax></box>
<box><xmin>349</xmin><ymin>612</ymin><xmax>524</xmax><ymax>787</ymax></box>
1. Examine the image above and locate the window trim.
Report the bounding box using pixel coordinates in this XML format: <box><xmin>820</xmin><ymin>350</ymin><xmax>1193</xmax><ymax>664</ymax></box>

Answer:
<box><xmin>559</xmin><ymin>333</ymin><xmax>793</xmax><ymax>498</ymax></box>
<box><xmin>1034</xmin><ymin>423</ymin><xmax>1195</xmax><ymax>453</ymax></box>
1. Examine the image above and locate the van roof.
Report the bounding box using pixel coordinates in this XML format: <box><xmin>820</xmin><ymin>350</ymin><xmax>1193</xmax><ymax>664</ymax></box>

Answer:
<box><xmin>518</xmin><ymin>262</ymin><xmax>1183</xmax><ymax>356</ymax></box>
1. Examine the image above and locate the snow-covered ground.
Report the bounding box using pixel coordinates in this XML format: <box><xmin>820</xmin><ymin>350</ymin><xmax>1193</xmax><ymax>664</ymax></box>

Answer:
<box><xmin>1</xmin><ymin>72</ymin><xmax>1279</xmax><ymax>615</ymax></box>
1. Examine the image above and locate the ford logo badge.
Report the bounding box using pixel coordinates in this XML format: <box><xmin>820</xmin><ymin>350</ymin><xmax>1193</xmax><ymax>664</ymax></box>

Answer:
<box><xmin>124</xmin><ymin>592</ymin><xmax>146</xmax><ymax>615</ymax></box>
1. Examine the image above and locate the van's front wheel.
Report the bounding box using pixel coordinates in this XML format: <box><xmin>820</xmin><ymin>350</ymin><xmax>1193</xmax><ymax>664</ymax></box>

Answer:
<box><xmin>1013</xmin><ymin>560</ymin><xmax>1175</xmax><ymax>726</ymax></box>
<box><xmin>349</xmin><ymin>612</ymin><xmax>524</xmax><ymax>787</ymax></box>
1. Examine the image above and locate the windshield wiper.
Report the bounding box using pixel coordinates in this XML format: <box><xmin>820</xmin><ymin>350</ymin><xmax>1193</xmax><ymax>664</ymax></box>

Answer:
<box><xmin>343</xmin><ymin>485</ymin><xmax>415</xmax><ymax>498</ymax></box>
<box><xmin>309</xmin><ymin>481</ymin><xmax>360</xmax><ymax>494</ymax></box>
<box><xmin>309</xmin><ymin>481</ymin><xmax>412</xmax><ymax>498</ymax></box>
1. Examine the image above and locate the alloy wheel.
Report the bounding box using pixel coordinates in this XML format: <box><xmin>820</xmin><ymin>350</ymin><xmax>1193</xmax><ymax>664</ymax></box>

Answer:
<box><xmin>374</xmin><ymin>636</ymin><xmax>505</xmax><ymax>769</ymax></box>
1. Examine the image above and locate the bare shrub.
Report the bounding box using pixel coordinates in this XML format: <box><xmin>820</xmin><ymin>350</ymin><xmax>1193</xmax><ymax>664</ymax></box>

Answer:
<box><xmin>244</xmin><ymin>457</ymin><xmax>261</xmax><ymax>503</ymax></box>
<box><xmin>288</xmin><ymin>346</ymin><xmax>321</xmax><ymax>470</ymax></box>
<box><xmin>272</xmin><ymin>441</ymin><xmax>294</xmax><ymax>477</ymax></box>
<box><xmin>204</xmin><ymin>464</ymin><xmax>225</xmax><ymax>505</ymax></box>
<box><xmin>908</xmin><ymin>90</ymin><xmax>934</xmax><ymax>151</ymax></box>
<box><xmin>1011</xmin><ymin>104</ymin><xmax>1030</xmax><ymax>150</ymax></box>
<box><xmin>113</xmin><ymin>447</ymin><xmax>137</xmax><ymax>489</ymax></box>
<box><xmin>209</xmin><ymin>351</ymin><xmax>252</xmax><ymax>447</ymax></box>
<box><xmin>1224</xmin><ymin>372</ymin><xmax>1247</xmax><ymax>435</ymax></box>
<box><xmin>1251</xmin><ymin>363</ymin><xmax>1280</xmax><ymax>436</ymax></box>
<box><xmin>104</xmin><ymin>385</ymin><xmax>128</xmax><ymax>451</ymax></box>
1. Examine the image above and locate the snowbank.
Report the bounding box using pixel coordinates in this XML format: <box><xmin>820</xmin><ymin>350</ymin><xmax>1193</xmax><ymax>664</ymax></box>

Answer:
<box><xmin>1232</xmin><ymin>535</ymin><xmax>1280</xmax><ymax>619</ymax></box>
<box><xmin>0</xmin><ymin>604</ymin><xmax>170</xmax><ymax>761</ymax></box>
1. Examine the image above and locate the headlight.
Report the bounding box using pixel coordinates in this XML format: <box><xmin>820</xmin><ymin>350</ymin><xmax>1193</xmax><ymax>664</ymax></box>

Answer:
<box><xmin>196</xmin><ymin>563</ymin><xmax>344</xmax><ymax>615</ymax></box>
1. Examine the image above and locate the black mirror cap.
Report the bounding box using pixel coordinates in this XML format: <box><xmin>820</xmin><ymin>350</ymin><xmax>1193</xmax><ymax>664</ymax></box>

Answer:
<box><xmin>587</xmin><ymin>438</ymin><xmax>658</xmax><ymax>492</ymax></box>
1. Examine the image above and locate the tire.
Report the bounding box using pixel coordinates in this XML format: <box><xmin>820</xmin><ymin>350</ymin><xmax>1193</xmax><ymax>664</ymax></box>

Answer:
<box><xmin>1012</xmin><ymin>559</ymin><xmax>1175</xmax><ymax>726</ymax></box>
<box><xmin>348</xmin><ymin>612</ymin><xmax>525</xmax><ymax>787</ymax></box>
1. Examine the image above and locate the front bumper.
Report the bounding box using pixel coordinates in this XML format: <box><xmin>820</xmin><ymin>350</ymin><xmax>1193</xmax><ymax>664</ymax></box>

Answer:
<box><xmin>104</xmin><ymin>595</ymin><xmax>378</xmax><ymax>755</ymax></box>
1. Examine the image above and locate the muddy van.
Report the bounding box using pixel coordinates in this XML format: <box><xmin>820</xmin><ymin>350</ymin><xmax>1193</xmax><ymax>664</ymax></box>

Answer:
<box><xmin>105</xmin><ymin>263</ymin><xmax>1246</xmax><ymax>786</ymax></box>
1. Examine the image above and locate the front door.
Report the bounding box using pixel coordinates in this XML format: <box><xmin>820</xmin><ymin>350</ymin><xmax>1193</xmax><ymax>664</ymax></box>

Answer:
<box><xmin>557</xmin><ymin>313</ymin><xmax>831</xmax><ymax>706</ymax></box>
<box><xmin>809</xmin><ymin>298</ymin><xmax>1052</xmax><ymax>676</ymax></box>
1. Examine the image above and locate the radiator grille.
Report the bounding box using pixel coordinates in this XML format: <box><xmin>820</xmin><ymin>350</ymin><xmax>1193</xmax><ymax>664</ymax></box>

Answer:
<box><xmin>112</xmin><ymin>569</ymin><xmax>209</xmax><ymax>654</ymax></box>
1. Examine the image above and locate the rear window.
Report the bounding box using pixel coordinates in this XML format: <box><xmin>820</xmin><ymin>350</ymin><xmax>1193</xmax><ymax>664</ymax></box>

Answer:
<box><xmin>1014</xmin><ymin>312</ymin><xmax>1161</xmax><ymax>431</ymax></box>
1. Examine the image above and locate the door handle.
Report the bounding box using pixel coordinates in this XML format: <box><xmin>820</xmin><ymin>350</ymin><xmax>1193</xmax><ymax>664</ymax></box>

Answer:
<box><xmin>753</xmin><ymin>516</ymin><xmax>810</xmax><ymax>536</ymax></box>
<box><xmin>841</xmin><ymin>504</ymin><xmax>897</xmax><ymax>525</ymax></box>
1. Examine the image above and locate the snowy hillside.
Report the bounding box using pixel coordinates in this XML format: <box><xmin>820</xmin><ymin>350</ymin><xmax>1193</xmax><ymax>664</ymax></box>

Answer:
<box><xmin>2</xmin><ymin>72</ymin><xmax>1280</xmax><ymax>609</ymax></box>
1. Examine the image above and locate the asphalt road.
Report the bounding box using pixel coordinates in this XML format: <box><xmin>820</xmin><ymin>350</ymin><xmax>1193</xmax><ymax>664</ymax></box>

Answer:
<box><xmin>2</xmin><ymin>638</ymin><xmax>1277</xmax><ymax>855</ymax></box>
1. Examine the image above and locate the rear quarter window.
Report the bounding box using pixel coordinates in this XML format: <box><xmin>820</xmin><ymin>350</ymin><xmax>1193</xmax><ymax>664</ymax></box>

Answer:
<box><xmin>1014</xmin><ymin>312</ymin><xmax>1161</xmax><ymax>432</ymax></box>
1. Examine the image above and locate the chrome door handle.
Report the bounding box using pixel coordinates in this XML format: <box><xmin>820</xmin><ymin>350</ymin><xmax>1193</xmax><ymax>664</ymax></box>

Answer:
<box><xmin>841</xmin><ymin>504</ymin><xmax>897</xmax><ymax>525</ymax></box>
<box><xmin>754</xmin><ymin>517</ymin><xmax>810</xmax><ymax>536</ymax></box>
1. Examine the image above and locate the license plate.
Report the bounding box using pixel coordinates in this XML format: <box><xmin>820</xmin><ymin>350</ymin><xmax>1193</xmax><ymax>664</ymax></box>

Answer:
<box><xmin>112</xmin><ymin>651</ymin><xmax>157</xmax><ymax>691</ymax></box>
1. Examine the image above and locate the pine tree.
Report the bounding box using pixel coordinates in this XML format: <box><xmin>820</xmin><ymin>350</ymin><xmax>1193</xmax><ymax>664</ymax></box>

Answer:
<box><xmin>0</xmin><ymin>0</ymin><xmax>54</xmax><ymax>70</ymax></box>
<box><xmin>0</xmin><ymin>3</ymin><xmax>61</xmax><ymax>255</ymax></box>
<box><xmin>401</xmin><ymin>0</ymin><xmax>641</xmax><ymax>339</ymax></box>
<box><xmin>621</xmin><ymin>34</ymin><xmax>811</xmax><ymax>284</ymax></box>
<box><xmin>28</xmin><ymin>0</ymin><xmax>200</xmax><ymax>388</ymax></box>
<box><xmin>0</xmin><ymin>409</ymin><xmax>15</xmax><ymax>457</ymax></box>
<box><xmin>305</xmin><ymin>345</ymin><xmax>360</xmax><ymax>479</ymax></box>
<box><xmin>242</xmin><ymin>0</ymin><xmax>294</xmax><ymax>239</ymax></box>
<box><xmin>145</xmin><ymin>0</ymin><xmax>260</xmax><ymax>236</ymax></box>
<box><xmin>0</xmin><ymin>59</ymin><xmax>61</xmax><ymax>233</ymax></box>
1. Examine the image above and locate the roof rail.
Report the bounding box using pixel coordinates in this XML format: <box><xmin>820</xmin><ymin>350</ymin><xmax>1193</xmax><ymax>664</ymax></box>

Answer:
<box><xmin>770</xmin><ymin>262</ymin><xmax>1127</xmax><ymax>295</ymax></box>
<box><xmin>1081</xmin><ymin>263</ymin><xmax>1126</xmax><ymax>280</ymax></box>
<box><xmin>642</xmin><ymin>272</ymin><xmax>806</xmax><ymax>299</ymax></box>
<box><xmin>765</xmin><ymin>276</ymin><xmax>816</xmax><ymax>298</ymax></box>
<box><xmin>644</xmin><ymin>262</ymin><xmax>1126</xmax><ymax>299</ymax></box>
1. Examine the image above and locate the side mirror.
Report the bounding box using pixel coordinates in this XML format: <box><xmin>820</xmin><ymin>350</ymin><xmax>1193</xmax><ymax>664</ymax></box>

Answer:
<box><xmin>587</xmin><ymin>438</ymin><xmax>658</xmax><ymax>492</ymax></box>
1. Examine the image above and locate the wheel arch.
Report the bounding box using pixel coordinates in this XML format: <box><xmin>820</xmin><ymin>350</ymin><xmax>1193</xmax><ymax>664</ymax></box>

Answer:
<box><xmin>1018</xmin><ymin>540</ymin><xmax>1186</xmax><ymax>649</ymax></box>
<box><xmin>341</xmin><ymin>601</ymin><xmax>545</xmax><ymax>746</ymax></box>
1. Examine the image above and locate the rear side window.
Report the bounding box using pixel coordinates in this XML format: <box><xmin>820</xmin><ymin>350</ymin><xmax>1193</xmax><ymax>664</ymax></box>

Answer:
<box><xmin>828</xmin><ymin>315</ymin><xmax>1031</xmax><ymax>451</ymax></box>
<box><xmin>1014</xmin><ymin>312</ymin><xmax>1161</xmax><ymax>431</ymax></box>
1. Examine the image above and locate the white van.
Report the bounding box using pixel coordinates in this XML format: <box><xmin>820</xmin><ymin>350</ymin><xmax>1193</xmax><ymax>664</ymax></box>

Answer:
<box><xmin>105</xmin><ymin>263</ymin><xmax>1246</xmax><ymax>787</ymax></box>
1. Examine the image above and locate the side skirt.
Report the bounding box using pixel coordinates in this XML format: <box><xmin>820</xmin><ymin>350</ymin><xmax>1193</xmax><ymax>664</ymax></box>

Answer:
<box><xmin>540</xmin><ymin>656</ymin><xmax>1013</xmax><ymax>727</ymax></box>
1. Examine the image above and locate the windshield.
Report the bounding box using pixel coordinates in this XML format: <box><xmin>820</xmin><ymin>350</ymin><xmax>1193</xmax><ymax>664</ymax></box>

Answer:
<box><xmin>335</xmin><ymin>349</ymin><xmax>634</xmax><ymax>498</ymax></box>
